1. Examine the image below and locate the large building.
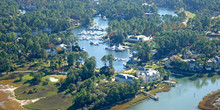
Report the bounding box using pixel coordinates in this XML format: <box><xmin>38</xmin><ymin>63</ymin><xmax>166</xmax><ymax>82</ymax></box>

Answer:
<box><xmin>115</xmin><ymin>73</ymin><xmax>137</xmax><ymax>84</ymax></box>
<box><xmin>136</xmin><ymin>68</ymin><xmax>160</xmax><ymax>83</ymax></box>
<box><xmin>127</xmin><ymin>35</ymin><xmax>152</xmax><ymax>42</ymax></box>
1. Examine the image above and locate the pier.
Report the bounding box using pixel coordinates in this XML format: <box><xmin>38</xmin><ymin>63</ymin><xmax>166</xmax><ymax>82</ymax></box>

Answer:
<box><xmin>137</xmin><ymin>91</ymin><xmax>159</xmax><ymax>101</ymax></box>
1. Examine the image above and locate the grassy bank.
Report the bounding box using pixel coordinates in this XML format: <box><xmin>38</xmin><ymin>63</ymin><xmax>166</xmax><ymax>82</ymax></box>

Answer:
<box><xmin>184</xmin><ymin>11</ymin><xmax>196</xmax><ymax>19</ymax></box>
<box><xmin>198</xmin><ymin>89</ymin><xmax>220</xmax><ymax>110</ymax></box>
<box><xmin>110</xmin><ymin>94</ymin><xmax>149</xmax><ymax>110</ymax></box>
<box><xmin>150</xmin><ymin>84</ymin><xmax>171</xmax><ymax>95</ymax></box>
<box><xmin>111</xmin><ymin>83</ymin><xmax>172</xmax><ymax>110</ymax></box>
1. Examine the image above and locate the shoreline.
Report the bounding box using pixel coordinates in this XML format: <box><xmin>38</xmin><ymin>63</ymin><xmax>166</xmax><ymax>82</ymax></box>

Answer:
<box><xmin>198</xmin><ymin>89</ymin><xmax>220</xmax><ymax>110</ymax></box>
<box><xmin>110</xmin><ymin>83</ymin><xmax>172</xmax><ymax>110</ymax></box>
<box><xmin>0</xmin><ymin>84</ymin><xmax>44</xmax><ymax>110</ymax></box>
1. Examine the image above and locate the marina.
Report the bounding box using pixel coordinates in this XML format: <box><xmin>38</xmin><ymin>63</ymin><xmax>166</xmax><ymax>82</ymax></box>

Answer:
<box><xmin>71</xmin><ymin>16</ymin><xmax>131</xmax><ymax>71</ymax></box>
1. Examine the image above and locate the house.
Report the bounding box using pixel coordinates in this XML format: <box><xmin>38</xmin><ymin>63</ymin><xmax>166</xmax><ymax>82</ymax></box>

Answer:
<box><xmin>45</xmin><ymin>48</ymin><xmax>58</xmax><ymax>55</ymax></box>
<box><xmin>205</xmin><ymin>59</ymin><xmax>214</xmax><ymax>71</ymax></box>
<box><xmin>136</xmin><ymin>68</ymin><xmax>160</xmax><ymax>83</ymax></box>
<box><xmin>115</xmin><ymin>73</ymin><xmax>137</xmax><ymax>84</ymax></box>
<box><xmin>56</xmin><ymin>44</ymin><xmax>72</xmax><ymax>52</ymax></box>
<box><xmin>165</xmin><ymin>55</ymin><xmax>179</xmax><ymax>68</ymax></box>
<box><xmin>25</xmin><ymin>5</ymin><xmax>37</xmax><ymax>11</ymax></box>
<box><xmin>214</xmin><ymin>56</ymin><xmax>220</xmax><ymax>72</ymax></box>
<box><xmin>183</xmin><ymin>51</ymin><xmax>192</xmax><ymax>59</ymax></box>
<box><xmin>42</xmin><ymin>27</ymin><xmax>51</xmax><ymax>34</ymax></box>
<box><xmin>188</xmin><ymin>59</ymin><xmax>196</xmax><ymax>72</ymax></box>
<box><xmin>69</xmin><ymin>19</ymin><xmax>81</xmax><ymax>26</ymax></box>
<box><xmin>127</xmin><ymin>35</ymin><xmax>152</xmax><ymax>42</ymax></box>
<box><xmin>123</xmin><ymin>57</ymin><xmax>138</xmax><ymax>68</ymax></box>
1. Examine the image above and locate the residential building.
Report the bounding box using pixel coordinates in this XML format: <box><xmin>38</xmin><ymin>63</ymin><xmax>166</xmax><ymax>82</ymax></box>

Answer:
<box><xmin>214</xmin><ymin>56</ymin><xmax>220</xmax><ymax>71</ymax></box>
<box><xmin>127</xmin><ymin>35</ymin><xmax>152</xmax><ymax>42</ymax></box>
<box><xmin>205</xmin><ymin>59</ymin><xmax>214</xmax><ymax>71</ymax></box>
<box><xmin>115</xmin><ymin>73</ymin><xmax>137</xmax><ymax>84</ymax></box>
<box><xmin>56</xmin><ymin>44</ymin><xmax>72</xmax><ymax>52</ymax></box>
<box><xmin>136</xmin><ymin>68</ymin><xmax>160</xmax><ymax>83</ymax></box>
<box><xmin>165</xmin><ymin>55</ymin><xmax>179</xmax><ymax>68</ymax></box>
<box><xmin>123</xmin><ymin>57</ymin><xmax>138</xmax><ymax>68</ymax></box>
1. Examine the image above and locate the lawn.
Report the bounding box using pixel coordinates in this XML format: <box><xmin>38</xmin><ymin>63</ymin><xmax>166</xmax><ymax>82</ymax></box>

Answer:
<box><xmin>24</xmin><ymin>93</ymin><xmax>72</xmax><ymax>110</ymax></box>
<box><xmin>14</xmin><ymin>84</ymin><xmax>58</xmax><ymax>100</ymax></box>
<box><xmin>147</xmin><ymin>64</ymin><xmax>162</xmax><ymax>69</ymax></box>
<box><xmin>184</xmin><ymin>11</ymin><xmax>196</xmax><ymax>19</ymax></box>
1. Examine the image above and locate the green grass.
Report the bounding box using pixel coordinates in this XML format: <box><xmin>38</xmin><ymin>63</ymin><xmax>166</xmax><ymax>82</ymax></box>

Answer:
<box><xmin>184</xmin><ymin>11</ymin><xmax>196</xmax><ymax>19</ymax></box>
<box><xmin>14</xmin><ymin>85</ymin><xmax>58</xmax><ymax>100</ymax></box>
<box><xmin>22</xmin><ymin>74</ymin><xmax>34</xmax><ymax>80</ymax></box>
<box><xmin>24</xmin><ymin>93</ymin><xmax>72</xmax><ymax>110</ymax></box>
<box><xmin>147</xmin><ymin>64</ymin><xmax>161</xmax><ymax>69</ymax></box>
<box><xmin>216</xmin><ymin>15</ymin><xmax>220</xmax><ymax>18</ymax></box>
<box><xmin>41</xmin><ymin>75</ymin><xmax>67</xmax><ymax>82</ymax></box>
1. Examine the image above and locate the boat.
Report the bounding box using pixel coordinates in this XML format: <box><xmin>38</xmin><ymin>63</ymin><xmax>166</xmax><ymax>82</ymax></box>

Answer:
<box><xmin>90</xmin><ymin>41</ymin><xmax>94</xmax><ymax>45</ymax></box>
<box><xmin>82</xmin><ymin>46</ymin><xmax>85</xmax><ymax>51</ymax></box>
<box><xmin>115</xmin><ymin>45</ymin><xmax>125</xmax><ymax>52</ymax></box>
<box><xmin>103</xmin><ymin>16</ymin><xmax>107</xmax><ymax>20</ymax></box>
<box><xmin>105</xmin><ymin>45</ymin><xmax>116</xmax><ymax>51</ymax></box>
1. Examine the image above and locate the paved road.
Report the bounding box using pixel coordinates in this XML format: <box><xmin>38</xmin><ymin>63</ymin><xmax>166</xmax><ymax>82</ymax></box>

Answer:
<box><xmin>1</xmin><ymin>70</ymin><xmax>38</xmax><ymax>74</ymax></box>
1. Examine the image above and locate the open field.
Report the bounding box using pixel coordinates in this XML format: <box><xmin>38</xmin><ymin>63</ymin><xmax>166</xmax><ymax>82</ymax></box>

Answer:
<box><xmin>24</xmin><ymin>93</ymin><xmax>72</xmax><ymax>110</ymax></box>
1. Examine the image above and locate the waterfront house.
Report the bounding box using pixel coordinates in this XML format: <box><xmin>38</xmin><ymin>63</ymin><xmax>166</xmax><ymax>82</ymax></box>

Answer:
<box><xmin>165</xmin><ymin>55</ymin><xmax>179</xmax><ymax>68</ymax></box>
<box><xmin>69</xmin><ymin>19</ymin><xmax>81</xmax><ymax>26</ymax></box>
<box><xmin>124</xmin><ymin>57</ymin><xmax>138</xmax><ymax>68</ymax></box>
<box><xmin>205</xmin><ymin>59</ymin><xmax>214</xmax><ymax>71</ymax></box>
<box><xmin>136</xmin><ymin>68</ymin><xmax>160</xmax><ymax>83</ymax></box>
<box><xmin>214</xmin><ymin>56</ymin><xmax>220</xmax><ymax>72</ymax></box>
<box><xmin>127</xmin><ymin>35</ymin><xmax>152</xmax><ymax>42</ymax></box>
<box><xmin>115</xmin><ymin>73</ymin><xmax>137</xmax><ymax>84</ymax></box>
<box><xmin>56</xmin><ymin>44</ymin><xmax>72</xmax><ymax>52</ymax></box>
<box><xmin>45</xmin><ymin>48</ymin><xmax>58</xmax><ymax>55</ymax></box>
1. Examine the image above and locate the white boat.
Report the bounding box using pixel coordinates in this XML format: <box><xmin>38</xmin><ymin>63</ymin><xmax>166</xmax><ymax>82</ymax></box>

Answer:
<box><xmin>115</xmin><ymin>45</ymin><xmax>125</xmax><ymax>52</ymax></box>
<box><xmin>82</xmin><ymin>47</ymin><xmax>85</xmax><ymax>51</ymax></box>
<box><xmin>103</xmin><ymin>16</ymin><xmax>107</xmax><ymax>20</ymax></box>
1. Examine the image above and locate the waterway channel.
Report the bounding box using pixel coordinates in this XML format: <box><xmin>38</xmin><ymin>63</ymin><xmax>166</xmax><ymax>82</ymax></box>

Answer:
<box><xmin>71</xmin><ymin>17</ymin><xmax>131</xmax><ymax>71</ymax></box>
<box><xmin>128</xmin><ymin>75</ymin><xmax>220</xmax><ymax>110</ymax></box>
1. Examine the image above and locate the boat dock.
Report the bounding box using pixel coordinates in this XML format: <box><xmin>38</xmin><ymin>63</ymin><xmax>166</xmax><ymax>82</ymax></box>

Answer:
<box><xmin>163</xmin><ymin>80</ymin><xmax>176</xmax><ymax>87</ymax></box>
<box><xmin>138</xmin><ymin>91</ymin><xmax>159</xmax><ymax>101</ymax></box>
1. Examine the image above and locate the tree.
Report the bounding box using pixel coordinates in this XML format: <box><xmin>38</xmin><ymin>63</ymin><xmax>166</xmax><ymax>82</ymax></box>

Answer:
<box><xmin>19</xmin><ymin>73</ymin><xmax>24</xmax><ymax>81</ymax></box>
<box><xmin>67</xmin><ymin>53</ymin><xmax>74</xmax><ymax>66</ymax></box>
<box><xmin>101</xmin><ymin>55</ymin><xmax>108</xmax><ymax>66</ymax></box>
<box><xmin>100</xmin><ymin>66</ymin><xmax>115</xmax><ymax>77</ymax></box>
<box><xmin>68</xmin><ymin>83</ymin><xmax>77</xmax><ymax>92</ymax></box>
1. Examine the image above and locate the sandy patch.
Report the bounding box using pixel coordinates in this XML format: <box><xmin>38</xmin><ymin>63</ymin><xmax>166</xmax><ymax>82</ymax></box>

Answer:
<box><xmin>0</xmin><ymin>84</ymin><xmax>45</xmax><ymax>109</ymax></box>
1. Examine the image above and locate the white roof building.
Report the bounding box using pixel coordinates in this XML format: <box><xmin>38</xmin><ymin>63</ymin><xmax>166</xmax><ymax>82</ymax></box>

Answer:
<box><xmin>136</xmin><ymin>68</ymin><xmax>160</xmax><ymax>83</ymax></box>
<box><xmin>115</xmin><ymin>73</ymin><xmax>137</xmax><ymax>84</ymax></box>
<box><xmin>127</xmin><ymin>35</ymin><xmax>152</xmax><ymax>42</ymax></box>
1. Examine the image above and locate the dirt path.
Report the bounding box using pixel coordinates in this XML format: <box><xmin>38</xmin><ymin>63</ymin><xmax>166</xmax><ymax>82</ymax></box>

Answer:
<box><xmin>0</xmin><ymin>84</ymin><xmax>45</xmax><ymax>109</ymax></box>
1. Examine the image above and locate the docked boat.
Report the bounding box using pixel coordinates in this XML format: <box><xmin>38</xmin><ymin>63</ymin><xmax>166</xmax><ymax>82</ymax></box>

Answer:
<box><xmin>103</xmin><ymin>16</ymin><xmax>107</xmax><ymax>20</ymax></box>
<box><xmin>82</xmin><ymin>46</ymin><xmax>85</xmax><ymax>51</ymax></box>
